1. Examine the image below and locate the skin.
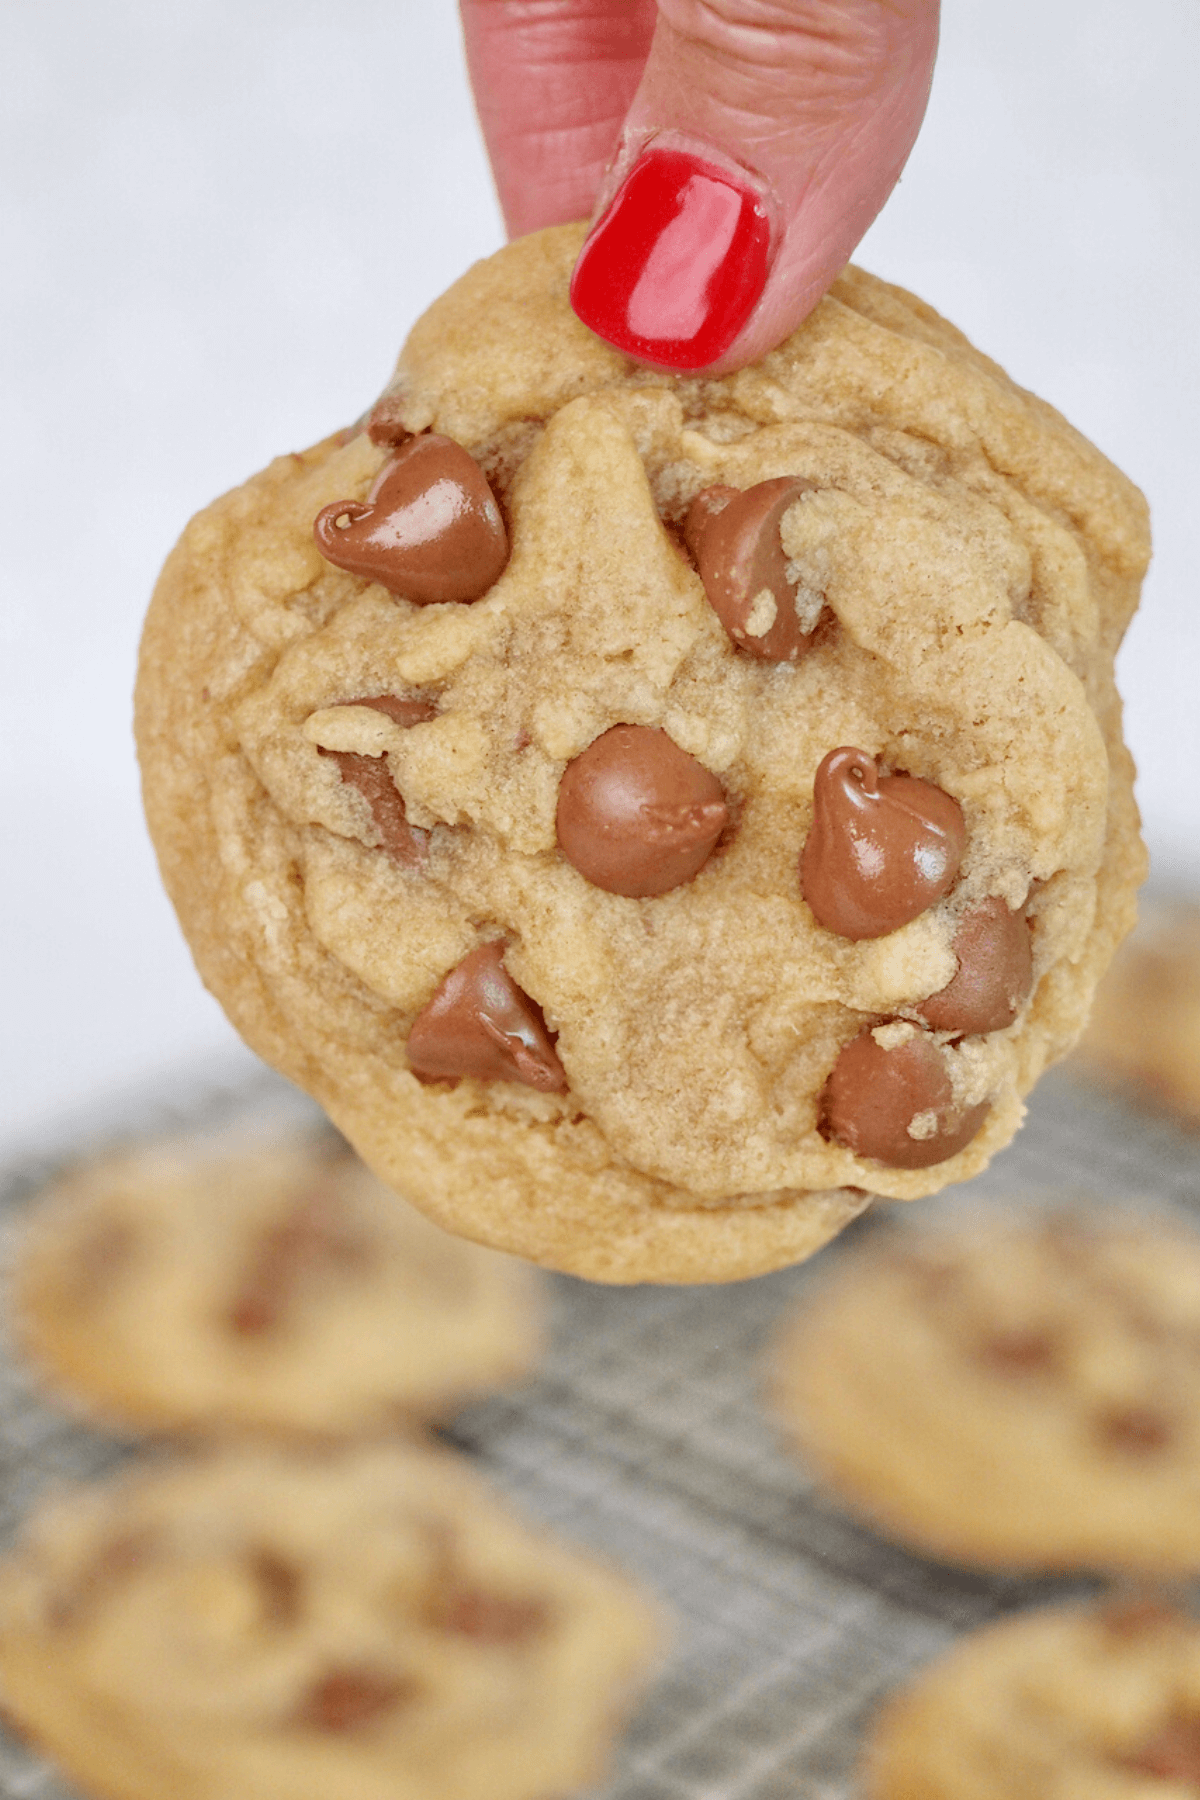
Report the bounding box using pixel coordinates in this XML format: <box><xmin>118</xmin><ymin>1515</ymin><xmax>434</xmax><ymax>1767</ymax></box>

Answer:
<box><xmin>459</xmin><ymin>0</ymin><xmax>940</xmax><ymax>372</ymax></box>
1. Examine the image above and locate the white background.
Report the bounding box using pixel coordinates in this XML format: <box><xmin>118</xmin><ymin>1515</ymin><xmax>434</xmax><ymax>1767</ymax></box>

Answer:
<box><xmin>3</xmin><ymin>0</ymin><xmax>1197</xmax><ymax>1156</ymax></box>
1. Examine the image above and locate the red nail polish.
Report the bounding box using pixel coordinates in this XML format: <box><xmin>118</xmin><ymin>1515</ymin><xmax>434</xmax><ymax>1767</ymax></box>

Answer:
<box><xmin>570</xmin><ymin>146</ymin><xmax>771</xmax><ymax>371</ymax></box>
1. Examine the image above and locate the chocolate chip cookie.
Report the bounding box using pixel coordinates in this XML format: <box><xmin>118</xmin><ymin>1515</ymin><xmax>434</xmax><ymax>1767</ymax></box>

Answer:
<box><xmin>0</xmin><ymin>1441</ymin><xmax>663</xmax><ymax>1800</ymax></box>
<box><xmin>1074</xmin><ymin>895</ymin><xmax>1200</xmax><ymax>1127</ymax></box>
<box><xmin>12</xmin><ymin>1139</ymin><xmax>543</xmax><ymax>1436</ymax></box>
<box><xmin>135</xmin><ymin>223</ymin><xmax>1149</xmax><ymax>1282</ymax></box>
<box><xmin>866</xmin><ymin>1600</ymin><xmax>1200</xmax><ymax>1799</ymax></box>
<box><xmin>772</xmin><ymin>1208</ymin><xmax>1200</xmax><ymax>1573</ymax></box>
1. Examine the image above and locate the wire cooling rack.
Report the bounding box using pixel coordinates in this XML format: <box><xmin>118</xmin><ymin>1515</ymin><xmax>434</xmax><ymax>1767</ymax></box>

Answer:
<box><xmin>0</xmin><ymin>1060</ymin><xmax>1196</xmax><ymax>1800</ymax></box>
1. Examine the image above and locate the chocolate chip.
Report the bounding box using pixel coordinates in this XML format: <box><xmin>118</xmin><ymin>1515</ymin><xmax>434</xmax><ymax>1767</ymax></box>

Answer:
<box><xmin>342</xmin><ymin>694</ymin><xmax>438</xmax><ymax>730</ymax></box>
<box><xmin>248</xmin><ymin>1549</ymin><xmax>303</xmax><ymax>1628</ymax></box>
<box><xmin>1094</xmin><ymin>1403</ymin><xmax>1175</xmax><ymax>1456</ymax></box>
<box><xmin>915</xmin><ymin>899</ymin><xmax>1034</xmax><ymax>1034</ymax></box>
<box><xmin>296</xmin><ymin>1667</ymin><xmax>416</xmax><ymax>1733</ymax></box>
<box><xmin>893</xmin><ymin>1248</ymin><xmax>961</xmax><ymax>1298</ymax></box>
<box><xmin>1101</xmin><ymin>1598</ymin><xmax>1181</xmax><ymax>1640</ymax></box>
<box><xmin>406</xmin><ymin>942</ymin><xmax>567</xmax><ymax>1092</ymax></box>
<box><xmin>436</xmin><ymin>1588</ymin><xmax>550</xmax><ymax>1644</ymax></box>
<box><xmin>820</xmin><ymin>1028</ymin><xmax>988</xmax><ymax>1168</ymax></box>
<box><xmin>682</xmin><ymin>485</ymin><xmax>737</xmax><ymax>562</ymax></box>
<box><xmin>1039</xmin><ymin>1212</ymin><xmax>1094</xmax><ymax>1268</ymax></box>
<box><xmin>48</xmin><ymin>1531</ymin><xmax>154</xmax><ymax>1629</ymax></box>
<box><xmin>556</xmin><ymin>725</ymin><xmax>729</xmax><ymax>898</ymax></box>
<box><xmin>228</xmin><ymin>1185</ymin><xmax>369</xmax><ymax>1336</ymax></box>
<box><xmin>800</xmin><ymin>748</ymin><xmax>966</xmax><ymax>940</ymax></box>
<box><xmin>1119</xmin><ymin>1715</ymin><xmax>1200</xmax><ymax>1781</ymax></box>
<box><xmin>68</xmin><ymin>1215</ymin><xmax>137</xmax><ymax>1305</ymax></box>
<box><xmin>977</xmin><ymin>1326</ymin><xmax>1060</xmax><ymax>1375</ymax></box>
<box><xmin>320</xmin><ymin>696</ymin><xmax>435</xmax><ymax>868</ymax></box>
<box><xmin>322</xmin><ymin>751</ymin><xmax>427</xmax><ymax>867</ymax></box>
<box><xmin>82</xmin><ymin>1532</ymin><xmax>151</xmax><ymax>1590</ymax></box>
<box><xmin>365</xmin><ymin>392</ymin><xmax>414</xmax><ymax>449</ymax></box>
<box><xmin>313</xmin><ymin>434</ymin><xmax>508</xmax><ymax>603</ymax></box>
<box><xmin>690</xmin><ymin>478</ymin><xmax>821</xmax><ymax>661</ymax></box>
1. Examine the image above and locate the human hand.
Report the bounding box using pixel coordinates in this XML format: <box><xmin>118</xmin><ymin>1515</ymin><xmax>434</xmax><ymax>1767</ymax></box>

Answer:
<box><xmin>460</xmin><ymin>0</ymin><xmax>939</xmax><ymax>374</ymax></box>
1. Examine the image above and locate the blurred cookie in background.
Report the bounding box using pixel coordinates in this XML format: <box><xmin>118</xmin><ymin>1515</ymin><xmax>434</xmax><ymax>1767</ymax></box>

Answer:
<box><xmin>10</xmin><ymin>1138</ymin><xmax>544</xmax><ymax>1437</ymax></box>
<box><xmin>0</xmin><ymin>1440</ymin><xmax>664</xmax><ymax>1800</ymax></box>
<box><xmin>770</xmin><ymin>1206</ymin><xmax>1200</xmax><ymax>1573</ymax></box>
<box><xmin>1072</xmin><ymin>894</ymin><xmax>1200</xmax><ymax>1128</ymax></box>
<box><xmin>864</xmin><ymin>1598</ymin><xmax>1200</xmax><ymax>1799</ymax></box>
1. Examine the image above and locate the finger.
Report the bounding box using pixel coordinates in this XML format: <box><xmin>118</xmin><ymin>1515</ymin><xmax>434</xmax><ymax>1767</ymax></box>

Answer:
<box><xmin>460</xmin><ymin>0</ymin><xmax>658</xmax><ymax>237</ymax></box>
<box><xmin>569</xmin><ymin>0</ymin><xmax>940</xmax><ymax>373</ymax></box>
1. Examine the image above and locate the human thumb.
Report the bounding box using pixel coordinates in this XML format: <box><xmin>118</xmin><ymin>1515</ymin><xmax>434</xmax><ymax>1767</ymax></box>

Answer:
<box><xmin>569</xmin><ymin>0</ymin><xmax>940</xmax><ymax>374</ymax></box>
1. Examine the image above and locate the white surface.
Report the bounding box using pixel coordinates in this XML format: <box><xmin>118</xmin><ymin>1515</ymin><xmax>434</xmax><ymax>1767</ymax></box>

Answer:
<box><xmin>3</xmin><ymin>0</ymin><xmax>1197</xmax><ymax>1153</ymax></box>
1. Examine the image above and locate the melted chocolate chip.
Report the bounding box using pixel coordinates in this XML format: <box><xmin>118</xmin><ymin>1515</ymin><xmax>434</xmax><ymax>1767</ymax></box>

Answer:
<box><xmin>800</xmin><ymin>748</ymin><xmax>966</xmax><ymax>940</ymax></box>
<box><xmin>321</xmin><ymin>694</ymin><xmax>436</xmax><ymax>867</ymax></box>
<box><xmin>690</xmin><ymin>477</ymin><xmax>821</xmax><ymax>661</ymax></box>
<box><xmin>437</xmin><ymin>1589</ymin><xmax>550</xmax><ymax>1644</ymax></box>
<box><xmin>297</xmin><ymin>1667</ymin><xmax>415</xmax><ymax>1733</ymax></box>
<box><xmin>556</xmin><ymin>725</ymin><xmax>729</xmax><ymax>897</ymax></box>
<box><xmin>313</xmin><ymin>434</ymin><xmax>508</xmax><ymax>603</ymax></box>
<box><xmin>1095</xmin><ymin>1403</ymin><xmax>1175</xmax><ymax>1456</ymax></box>
<box><xmin>915</xmin><ymin>899</ymin><xmax>1034</xmax><ymax>1035</ymax></box>
<box><xmin>406</xmin><ymin>942</ymin><xmax>566</xmax><ymax>1092</ymax></box>
<box><xmin>1119</xmin><ymin>1715</ymin><xmax>1200</xmax><ymax>1782</ymax></box>
<box><xmin>820</xmin><ymin>1028</ymin><xmax>989</xmax><ymax>1168</ymax></box>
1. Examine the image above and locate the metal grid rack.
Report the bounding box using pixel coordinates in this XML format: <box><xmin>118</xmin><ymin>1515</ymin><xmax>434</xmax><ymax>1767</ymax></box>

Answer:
<box><xmin>0</xmin><ymin>1063</ymin><xmax>1196</xmax><ymax>1800</ymax></box>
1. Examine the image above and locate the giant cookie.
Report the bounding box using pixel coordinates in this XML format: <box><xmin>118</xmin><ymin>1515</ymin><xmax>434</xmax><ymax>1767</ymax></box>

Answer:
<box><xmin>136</xmin><ymin>225</ymin><xmax>1149</xmax><ymax>1281</ymax></box>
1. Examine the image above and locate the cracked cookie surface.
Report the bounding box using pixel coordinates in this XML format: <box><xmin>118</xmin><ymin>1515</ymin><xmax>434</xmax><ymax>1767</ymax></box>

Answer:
<box><xmin>135</xmin><ymin>223</ymin><xmax>1148</xmax><ymax>1282</ymax></box>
